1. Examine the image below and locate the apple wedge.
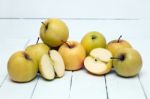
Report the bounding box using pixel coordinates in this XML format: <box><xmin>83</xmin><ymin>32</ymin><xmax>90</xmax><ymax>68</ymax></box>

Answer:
<box><xmin>84</xmin><ymin>48</ymin><xmax>112</xmax><ymax>75</ymax></box>
<box><xmin>39</xmin><ymin>54</ymin><xmax>55</xmax><ymax>80</ymax></box>
<box><xmin>49</xmin><ymin>50</ymin><xmax>65</xmax><ymax>77</ymax></box>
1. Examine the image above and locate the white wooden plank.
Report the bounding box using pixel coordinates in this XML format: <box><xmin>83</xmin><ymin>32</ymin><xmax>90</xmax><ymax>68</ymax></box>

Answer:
<box><xmin>0</xmin><ymin>0</ymin><xmax>146</xmax><ymax>19</ymax></box>
<box><xmin>0</xmin><ymin>38</ymin><xmax>27</xmax><ymax>86</ymax></box>
<box><xmin>130</xmin><ymin>39</ymin><xmax>150</xmax><ymax>99</ymax></box>
<box><xmin>106</xmin><ymin>74</ymin><xmax>145</xmax><ymax>99</ymax></box>
<box><xmin>0</xmin><ymin>77</ymin><xmax>38</xmax><ymax>99</ymax></box>
<box><xmin>70</xmin><ymin>70</ymin><xmax>107</xmax><ymax>99</ymax></box>
<box><xmin>0</xmin><ymin>38</ymin><xmax>40</xmax><ymax>99</ymax></box>
<box><xmin>32</xmin><ymin>72</ymin><xmax>72</xmax><ymax>99</ymax></box>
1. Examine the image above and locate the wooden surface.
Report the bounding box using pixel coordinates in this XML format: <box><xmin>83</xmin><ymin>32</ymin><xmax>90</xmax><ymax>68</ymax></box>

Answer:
<box><xmin>0</xmin><ymin>0</ymin><xmax>150</xmax><ymax>99</ymax></box>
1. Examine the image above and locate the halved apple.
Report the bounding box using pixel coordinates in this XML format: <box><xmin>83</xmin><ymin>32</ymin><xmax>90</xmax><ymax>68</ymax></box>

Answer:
<box><xmin>84</xmin><ymin>48</ymin><xmax>112</xmax><ymax>75</ymax></box>
<box><xmin>49</xmin><ymin>50</ymin><xmax>65</xmax><ymax>77</ymax></box>
<box><xmin>39</xmin><ymin>54</ymin><xmax>55</xmax><ymax>80</ymax></box>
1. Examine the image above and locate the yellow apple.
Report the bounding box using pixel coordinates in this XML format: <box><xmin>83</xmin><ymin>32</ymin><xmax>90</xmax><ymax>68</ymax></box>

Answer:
<box><xmin>112</xmin><ymin>48</ymin><xmax>142</xmax><ymax>77</ymax></box>
<box><xmin>84</xmin><ymin>48</ymin><xmax>112</xmax><ymax>75</ymax></box>
<box><xmin>58</xmin><ymin>41</ymin><xmax>86</xmax><ymax>71</ymax></box>
<box><xmin>81</xmin><ymin>31</ymin><xmax>106</xmax><ymax>55</ymax></box>
<box><xmin>7</xmin><ymin>51</ymin><xmax>38</xmax><ymax>82</ymax></box>
<box><xmin>40</xmin><ymin>18</ymin><xmax>69</xmax><ymax>47</ymax></box>
<box><xmin>106</xmin><ymin>35</ymin><xmax>132</xmax><ymax>56</ymax></box>
<box><xmin>25</xmin><ymin>43</ymin><xmax>50</xmax><ymax>67</ymax></box>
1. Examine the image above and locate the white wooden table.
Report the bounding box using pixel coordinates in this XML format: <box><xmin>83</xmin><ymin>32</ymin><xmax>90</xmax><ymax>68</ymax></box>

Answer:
<box><xmin>0</xmin><ymin>0</ymin><xmax>150</xmax><ymax>99</ymax></box>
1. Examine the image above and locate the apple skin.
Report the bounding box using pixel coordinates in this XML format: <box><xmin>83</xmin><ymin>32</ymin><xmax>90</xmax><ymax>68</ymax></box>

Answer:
<box><xmin>58</xmin><ymin>41</ymin><xmax>86</xmax><ymax>71</ymax></box>
<box><xmin>25</xmin><ymin>43</ymin><xmax>50</xmax><ymax>67</ymax></box>
<box><xmin>7</xmin><ymin>51</ymin><xmax>38</xmax><ymax>82</ymax></box>
<box><xmin>40</xmin><ymin>18</ymin><xmax>69</xmax><ymax>47</ymax></box>
<box><xmin>113</xmin><ymin>48</ymin><xmax>142</xmax><ymax>77</ymax></box>
<box><xmin>106</xmin><ymin>39</ymin><xmax>132</xmax><ymax>56</ymax></box>
<box><xmin>81</xmin><ymin>31</ymin><xmax>106</xmax><ymax>55</ymax></box>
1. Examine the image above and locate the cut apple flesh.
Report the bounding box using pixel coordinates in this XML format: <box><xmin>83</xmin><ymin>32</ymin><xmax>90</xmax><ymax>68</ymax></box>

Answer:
<box><xmin>90</xmin><ymin>48</ymin><xmax>112</xmax><ymax>62</ymax></box>
<box><xmin>39</xmin><ymin>54</ymin><xmax>55</xmax><ymax>80</ymax></box>
<box><xmin>84</xmin><ymin>56</ymin><xmax>107</xmax><ymax>74</ymax></box>
<box><xmin>84</xmin><ymin>48</ymin><xmax>112</xmax><ymax>75</ymax></box>
<box><xmin>49</xmin><ymin>50</ymin><xmax>65</xmax><ymax>77</ymax></box>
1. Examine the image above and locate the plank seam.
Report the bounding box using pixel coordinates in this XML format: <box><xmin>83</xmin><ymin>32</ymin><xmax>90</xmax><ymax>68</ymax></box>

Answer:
<box><xmin>0</xmin><ymin>75</ymin><xmax>8</xmax><ymax>88</ymax></box>
<box><xmin>138</xmin><ymin>74</ymin><xmax>148</xmax><ymax>99</ymax></box>
<box><xmin>68</xmin><ymin>71</ymin><xmax>73</xmax><ymax>99</ymax></box>
<box><xmin>30</xmin><ymin>76</ymin><xmax>40</xmax><ymax>99</ymax></box>
<box><xmin>104</xmin><ymin>75</ymin><xmax>109</xmax><ymax>99</ymax></box>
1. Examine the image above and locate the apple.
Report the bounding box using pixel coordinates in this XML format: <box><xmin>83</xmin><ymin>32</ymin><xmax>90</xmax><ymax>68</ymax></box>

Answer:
<box><xmin>40</xmin><ymin>18</ymin><xmax>69</xmax><ymax>47</ymax></box>
<box><xmin>106</xmin><ymin>35</ymin><xmax>132</xmax><ymax>56</ymax></box>
<box><xmin>81</xmin><ymin>31</ymin><xmax>106</xmax><ymax>55</ymax></box>
<box><xmin>39</xmin><ymin>50</ymin><xmax>65</xmax><ymax>80</ymax></box>
<box><xmin>39</xmin><ymin>54</ymin><xmax>55</xmax><ymax>80</ymax></box>
<box><xmin>58</xmin><ymin>41</ymin><xmax>86</xmax><ymax>70</ymax></box>
<box><xmin>112</xmin><ymin>48</ymin><xmax>142</xmax><ymax>77</ymax></box>
<box><xmin>7</xmin><ymin>51</ymin><xmax>38</xmax><ymax>82</ymax></box>
<box><xmin>48</xmin><ymin>50</ymin><xmax>65</xmax><ymax>77</ymax></box>
<box><xmin>84</xmin><ymin>48</ymin><xmax>112</xmax><ymax>75</ymax></box>
<box><xmin>25</xmin><ymin>43</ymin><xmax>50</xmax><ymax>67</ymax></box>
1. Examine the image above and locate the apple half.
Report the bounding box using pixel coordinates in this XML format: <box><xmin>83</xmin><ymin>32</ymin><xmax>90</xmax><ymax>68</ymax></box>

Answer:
<box><xmin>84</xmin><ymin>48</ymin><xmax>112</xmax><ymax>75</ymax></box>
<box><xmin>39</xmin><ymin>54</ymin><xmax>55</xmax><ymax>80</ymax></box>
<box><xmin>39</xmin><ymin>50</ymin><xmax>65</xmax><ymax>80</ymax></box>
<box><xmin>49</xmin><ymin>50</ymin><xmax>65</xmax><ymax>77</ymax></box>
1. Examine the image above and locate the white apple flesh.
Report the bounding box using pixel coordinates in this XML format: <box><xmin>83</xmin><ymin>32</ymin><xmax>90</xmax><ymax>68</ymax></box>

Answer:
<box><xmin>39</xmin><ymin>54</ymin><xmax>55</xmax><ymax>80</ymax></box>
<box><xmin>84</xmin><ymin>48</ymin><xmax>112</xmax><ymax>75</ymax></box>
<box><xmin>49</xmin><ymin>50</ymin><xmax>65</xmax><ymax>77</ymax></box>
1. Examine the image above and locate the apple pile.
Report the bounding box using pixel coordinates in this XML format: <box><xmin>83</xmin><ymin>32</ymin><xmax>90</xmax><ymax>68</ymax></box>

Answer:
<box><xmin>7</xmin><ymin>18</ymin><xmax>142</xmax><ymax>83</ymax></box>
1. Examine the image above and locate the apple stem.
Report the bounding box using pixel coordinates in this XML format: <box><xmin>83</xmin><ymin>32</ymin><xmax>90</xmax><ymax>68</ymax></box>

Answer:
<box><xmin>111</xmin><ymin>54</ymin><xmax>125</xmax><ymax>61</ymax></box>
<box><xmin>117</xmin><ymin>35</ymin><xmax>122</xmax><ymax>43</ymax></box>
<box><xmin>36</xmin><ymin>37</ymin><xmax>40</xmax><ymax>44</ymax></box>
<box><xmin>41</xmin><ymin>22</ymin><xmax>48</xmax><ymax>29</ymax></box>
<box><xmin>61</xmin><ymin>40</ymin><xmax>72</xmax><ymax>48</ymax></box>
<box><xmin>92</xmin><ymin>35</ymin><xmax>96</xmax><ymax>40</ymax></box>
<box><xmin>111</xmin><ymin>57</ymin><xmax>120</xmax><ymax>60</ymax></box>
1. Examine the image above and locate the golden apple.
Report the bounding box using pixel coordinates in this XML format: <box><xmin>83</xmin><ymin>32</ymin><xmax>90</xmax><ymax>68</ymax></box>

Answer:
<box><xmin>81</xmin><ymin>31</ymin><xmax>106</xmax><ymax>55</ymax></box>
<box><xmin>112</xmin><ymin>48</ymin><xmax>142</xmax><ymax>77</ymax></box>
<box><xmin>106</xmin><ymin>35</ymin><xmax>132</xmax><ymax>56</ymax></box>
<box><xmin>58</xmin><ymin>41</ymin><xmax>86</xmax><ymax>70</ymax></box>
<box><xmin>25</xmin><ymin>43</ymin><xmax>50</xmax><ymax>67</ymax></box>
<box><xmin>7</xmin><ymin>51</ymin><xmax>37</xmax><ymax>82</ymax></box>
<box><xmin>40</xmin><ymin>18</ymin><xmax>69</xmax><ymax>47</ymax></box>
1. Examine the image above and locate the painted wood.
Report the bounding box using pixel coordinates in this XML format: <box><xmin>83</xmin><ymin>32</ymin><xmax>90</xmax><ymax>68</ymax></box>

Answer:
<box><xmin>70</xmin><ymin>70</ymin><xmax>107</xmax><ymax>99</ymax></box>
<box><xmin>32</xmin><ymin>72</ymin><xmax>72</xmax><ymax>99</ymax></box>
<box><xmin>130</xmin><ymin>39</ymin><xmax>150</xmax><ymax>99</ymax></box>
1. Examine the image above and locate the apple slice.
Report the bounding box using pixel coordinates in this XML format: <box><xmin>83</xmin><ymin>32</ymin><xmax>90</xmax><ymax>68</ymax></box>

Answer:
<box><xmin>49</xmin><ymin>50</ymin><xmax>65</xmax><ymax>77</ymax></box>
<box><xmin>84</xmin><ymin>48</ymin><xmax>112</xmax><ymax>75</ymax></box>
<box><xmin>39</xmin><ymin>54</ymin><xmax>55</xmax><ymax>80</ymax></box>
